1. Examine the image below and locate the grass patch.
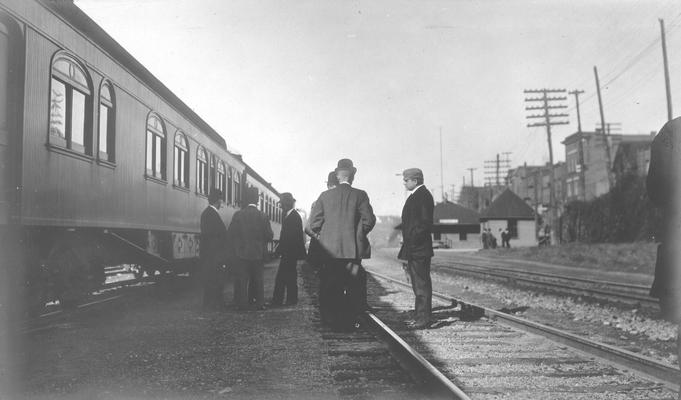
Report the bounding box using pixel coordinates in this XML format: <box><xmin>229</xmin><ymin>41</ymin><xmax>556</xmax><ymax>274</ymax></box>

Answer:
<box><xmin>480</xmin><ymin>242</ymin><xmax>658</xmax><ymax>275</ymax></box>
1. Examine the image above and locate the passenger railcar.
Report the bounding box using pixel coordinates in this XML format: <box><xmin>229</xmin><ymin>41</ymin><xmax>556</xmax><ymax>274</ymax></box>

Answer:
<box><xmin>0</xmin><ymin>0</ymin><xmax>282</xmax><ymax>315</ymax></box>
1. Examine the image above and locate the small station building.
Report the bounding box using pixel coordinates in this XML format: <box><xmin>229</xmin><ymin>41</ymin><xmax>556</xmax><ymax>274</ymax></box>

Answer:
<box><xmin>480</xmin><ymin>189</ymin><xmax>536</xmax><ymax>247</ymax></box>
<box><xmin>432</xmin><ymin>201</ymin><xmax>481</xmax><ymax>249</ymax></box>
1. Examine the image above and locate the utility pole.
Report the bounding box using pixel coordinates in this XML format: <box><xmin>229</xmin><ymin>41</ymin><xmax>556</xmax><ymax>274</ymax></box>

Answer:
<box><xmin>439</xmin><ymin>127</ymin><xmax>445</xmax><ymax>202</ymax></box>
<box><xmin>484</xmin><ymin>153</ymin><xmax>511</xmax><ymax>187</ymax></box>
<box><xmin>466</xmin><ymin>168</ymin><xmax>477</xmax><ymax>187</ymax></box>
<box><xmin>524</xmin><ymin>88</ymin><xmax>569</xmax><ymax>245</ymax></box>
<box><xmin>593</xmin><ymin>66</ymin><xmax>614</xmax><ymax>190</ymax></box>
<box><xmin>660</xmin><ymin>19</ymin><xmax>673</xmax><ymax>121</ymax></box>
<box><xmin>568</xmin><ymin>89</ymin><xmax>585</xmax><ymax>133</ymax></box>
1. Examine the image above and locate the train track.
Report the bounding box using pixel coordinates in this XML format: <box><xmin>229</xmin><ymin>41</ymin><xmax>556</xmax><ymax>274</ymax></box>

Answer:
<box><xmin>364</xmin><ymin>267</ymin><xmax>679</xmax><ymax>399</ymax></box>
<box><xmin>433</xmin><ymin>260</ymin><xmax>658</xmax><ymax>308</ymax></box>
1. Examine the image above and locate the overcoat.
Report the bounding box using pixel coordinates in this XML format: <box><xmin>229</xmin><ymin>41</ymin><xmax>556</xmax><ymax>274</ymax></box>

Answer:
<box><xmin>398</xmin><ymin>185</ymin><xmax>434</xmax><ymax>260</ymax></box>
<box><xmin>227</xmin><ymin>205</ymin><xmax>274</xmax><ymax>261</ymax></box>
<box><xmin>309</xmin><ymin>183</ymin><xmax>376</xmax><ymax>260</ymax></box>
<box><xmin>278</xmin><ymin>209</ymin><xmax>307</xmax><ymax>260</ymax></box>
<box><xmin>200</xmin><ymin>206</ymin><xmax>227</xmax><ymax>266</ymax></box>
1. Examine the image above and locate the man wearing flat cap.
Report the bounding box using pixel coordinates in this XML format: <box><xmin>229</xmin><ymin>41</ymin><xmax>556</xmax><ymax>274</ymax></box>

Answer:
<box><xmin>309</xmin><ymin>158</ymin><xmax>376</xmax><ymax>330</ymax></box>
<box><xmin>271</xmin><ymin>192</ymin><xmax>306</xmax><ymax>306</ymax></box>
<box><xmin>398</xmin><ymin>168</ymin><xmax>434</xmax><ymax>329</ymax></box>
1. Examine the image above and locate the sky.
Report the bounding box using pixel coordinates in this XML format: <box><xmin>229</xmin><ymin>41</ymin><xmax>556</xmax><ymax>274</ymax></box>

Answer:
<box><xmin>74</xmin><ymin>0</ymin><xmax>681</xmax><ymax>216</ymax></box>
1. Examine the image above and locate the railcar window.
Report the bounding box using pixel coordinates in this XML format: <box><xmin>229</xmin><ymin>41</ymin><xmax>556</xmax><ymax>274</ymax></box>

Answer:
<box><xmin>98</xmin><ymin>81</ymin><xmax>115</xmax><ymax>162</ymax></box>
<box><xmin>49</xmin><ymin>54</ymin><xmax>92</xmax><ymax>154</ymax></box>
<box><xmin>173</xmin><ymin>133</ymin><xmax>189</xmax><ymax>188</ymax></box>
<box><xmin>196</xmin><ymin>146</ymin><xmax>209</xmax><ymax>195</ymax></box>
<box><xmin>234</xmin><ymin>172</ymin><xmax>241</xmax><ymax>206</ymax></box>
<box><xmin>227</xmin><ymin>167</ymin><xmax>233</xmax><ymax>204</ymax></box>
<box><xmin>217</xmin><ymin>162</ymin><xmax>226</xmax><ymax>200</ymax></box>
<box><xmin>145</xmin><ymin>113</ymin><xmax>166</xmax><ymax>180</ymax></box>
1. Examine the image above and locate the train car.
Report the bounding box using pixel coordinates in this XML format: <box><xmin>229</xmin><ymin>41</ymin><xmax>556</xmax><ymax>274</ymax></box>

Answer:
<box><xmin>0</xmin><ymin>0</ymin><xmax>282</xmax><ymax>315</ymax></box>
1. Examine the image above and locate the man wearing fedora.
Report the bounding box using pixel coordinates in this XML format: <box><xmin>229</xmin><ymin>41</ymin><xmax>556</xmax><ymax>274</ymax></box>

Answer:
<box><xmin>271</xmin><ymin>192</ymin><xmax>306</xmax><ymax>306</ymax></box>
<box><xmin>309</xmin><ymin>158</ymin><xmax>376</xmax><ymax>330</ymax></box>
<box><xmin>200</xmin><ymin>188</ymin><xmax>228</xmax><ymax>311</ymax></box>
<box><xmin>398</xmin><ymin>168</ymin><xmax>434</xmax><ymax>329</ymax></box>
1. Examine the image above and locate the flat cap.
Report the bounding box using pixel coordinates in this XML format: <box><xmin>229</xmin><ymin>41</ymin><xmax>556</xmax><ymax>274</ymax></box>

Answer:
<box><xmin>402</xmin><ymin>168</ymin><xmax>423</xmax><ymax>180</ymax></box>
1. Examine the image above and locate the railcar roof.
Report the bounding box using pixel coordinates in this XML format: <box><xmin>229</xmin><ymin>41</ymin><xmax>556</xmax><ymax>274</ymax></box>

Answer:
<box><xmin>41</xmin><ymin>0</ymin><xmax>227</xmax><ymax>149</ymax></box>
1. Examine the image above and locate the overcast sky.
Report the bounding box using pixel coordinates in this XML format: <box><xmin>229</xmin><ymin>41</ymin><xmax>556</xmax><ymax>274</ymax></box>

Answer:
<box><xmin>75</xmin><ymin>0</ymin><xmax>681</xmax><ymax>215</ymax></box>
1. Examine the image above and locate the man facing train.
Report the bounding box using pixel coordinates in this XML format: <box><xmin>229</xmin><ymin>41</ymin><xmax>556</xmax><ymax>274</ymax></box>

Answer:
<box><xmin>200</xmin><ymin>188</ymin><xmax>228</xmax><ymax>311</ymax></box>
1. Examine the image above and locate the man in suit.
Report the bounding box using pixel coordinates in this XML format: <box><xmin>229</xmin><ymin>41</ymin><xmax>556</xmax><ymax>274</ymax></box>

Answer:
<box><xmin>271</xmin><ymin>192</ymin><xmax>306</xmax><ymax>306</ymax></box>
<box><xmin>647</xmin><ymin>117</ymin><xmax>681</xmax><ymax>396</ymax></box>
<box><xmin>200</xmin><ymin>188</ymin><xmax>227</xmax><ymax>310</ymax></box>
<box><xmin>227</xmin><ymin>187</ymin><xmax>274</xmax><ymax>310</ymax></box>
<box><xmin>309</xmin><ymin>158</ymin><xmax>376</xmax><ymax>330</ymax></box>
<box><xmin>398</xmin><ymin>168</ymin><xmax>434</xmax><ymax>329</ymax></box>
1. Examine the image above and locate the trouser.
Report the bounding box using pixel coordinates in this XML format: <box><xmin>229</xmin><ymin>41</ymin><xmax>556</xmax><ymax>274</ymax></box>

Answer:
<box><xmin>272</xmin><ymin>256</ymin><xmax>298</xmax><ymax>304</ymax></box>
<box><xmin>319</xmin><ymin>259</ymin><xmax>366</xmax><ymax>329</ymax></box>
<box><xmin>406</xmin><ymin>257</ymin><xmax>432</xmax><ymax>325</ymax></box>
<box><xmin>233</xmin><ymin>259</ymin><xmax>264</xmax><ymax>309</ymax></box>
<box><xmin>201</xmin><ymin>261</ymin><xmax>224</xmax><ymax>309</ymax></box>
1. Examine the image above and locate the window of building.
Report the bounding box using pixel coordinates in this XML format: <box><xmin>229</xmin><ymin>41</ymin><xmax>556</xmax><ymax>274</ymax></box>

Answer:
<box><xmin>507</xmin><ymin>219</ymin><xmax>518</xmax><ymax>238</ymax></box>
<box><xmin>459</xmin><ymin>232</ymin><xmax>467</xmax><ymax>241</ymax></box>
<box><xmin>210</xmin><ymin>156</ymin><xmax>216</xmax><ymax>192</ymax></box>
<box><xmin>196</xmin><ymin>146</ymin><xmax>209</xmax><ymax>195</ymax></box>
<box><xmin>145</xmin><ymin>113</ymin><xmax>166</xmax><ymax>180</ymax></box>
<box><xmin>173</xmin><ymin>132</ymin><xmax>189</xmax><ymax>188</ymax></box>
<box><xmin>98</xmin><ymin>80</ymin><xmax>115</xmax><ymax>162</ymax></box>
<box><xmin>49</xmin><ymin>53</ymin><xmax>92</xmax><ymax>154</ymax></box>
<box><xmin>227</xmin><ymin>166</ymin><xmax>233</xmax><ymax>204</ymax></box>
<box><xmin>217</xmin><ymin>161</ymin><xmax>226</xmax><ymax>200</ymax></box>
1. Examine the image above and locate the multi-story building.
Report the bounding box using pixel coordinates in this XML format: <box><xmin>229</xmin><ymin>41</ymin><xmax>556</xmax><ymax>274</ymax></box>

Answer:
<box><xmin>562</xmin><ymin>131</ymin><xmax>654</xmax><ymax>201</ymax></box>
<box><xmin>506</xmin><ymin>162</ymin><xmax>566</xmax><ymax>213</ymax></box>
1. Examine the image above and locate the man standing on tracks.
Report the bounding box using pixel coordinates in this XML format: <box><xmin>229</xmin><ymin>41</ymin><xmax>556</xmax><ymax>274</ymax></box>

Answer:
<box><xmin>227</xmin><ymin>187</ymin><xmax>274</xmax><ymax>311</ymax></box>
<box><xmin>200</xmin><ymin>188</ymin><xmax>228</xmax><ymax>310</ymax></box>
<box><xmin>647</xmin><ymin>116</ymin><xmax>681</xmax><ymax>396</ymax></box>
<box><xmin>398</xmin><ymin>168</ymin><xmax>434</xmax><ymax>329</ymax></box>
<box><xmin>271</xmin><ymin>192</ymin><xmax>306</xmax><ymax>306</ymax></box>
<box><xmin>309</xmin><ymin>158</ymin><xmax>376</xmax><ymax>331</ymax></box>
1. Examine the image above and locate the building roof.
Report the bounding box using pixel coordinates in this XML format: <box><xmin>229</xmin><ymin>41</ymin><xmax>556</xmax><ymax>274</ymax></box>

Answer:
<box><xmin>481</xmin><ymin>189</ymin><xmax>534</xmax><ymax>219</ymax></box>
<box><xmin>433</xmin><ymin>201</ymin><xmax>480</xmax><ymax>225</ymax></box>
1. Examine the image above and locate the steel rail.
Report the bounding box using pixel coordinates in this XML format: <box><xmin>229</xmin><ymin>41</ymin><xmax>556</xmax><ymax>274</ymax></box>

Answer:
<box><xmin>438</xmin><ymin>263</ymin><xmax>658</xmax><ymax>307</ymax></box>
<box><xmin>362</xmin><ymin>311</ymin><xmax>471</xmax><ymax>400</ymax></box>
<box><xmin>367</xmin><ymin>269</ymin><xmax>680</xmax><ymax>390</ymax></box>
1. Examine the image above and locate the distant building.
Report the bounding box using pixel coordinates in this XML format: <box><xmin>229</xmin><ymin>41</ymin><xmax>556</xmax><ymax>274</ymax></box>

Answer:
<box><xmin>612</xmin><ymin>139</ymin><xmax>652</xmax><ymax>182</ymax></box>
<box><xmin>457</xmin><ymin>185</ymin><xmax>505</xmax><ymax>214</ymax></box>
<box><xmin>506</xmin><ymin>162</ymin><xmax>566</xmax><ymax>220</ymax></box>
<box><xmin>562</xmin><ymin>131</ymin><xmax>654</xmax><ymax>201</ymax></box>
<box><xmin>432</xmin><ymin>201</ymin><xmax>480</xmax><ymax>249</ymax></box>
<box><xmin>480</xmin><ymin>189</ymin><xmax>536</xmax><ymax>247</ymax></box>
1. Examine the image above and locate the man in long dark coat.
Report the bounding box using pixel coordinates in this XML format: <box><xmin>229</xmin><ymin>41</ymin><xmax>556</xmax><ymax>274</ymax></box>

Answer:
<box><xmin>647</xmin><ymin>117</ymin><xmax>681</xmax><ymax>395</ymax></box>
<box><xmin>200</xmin><ymin>188</ymin><xmax>227</xmax><ymax>310</ymax></box>
<box><xmin>309</xmin><ymin>158</ymin><xmax>376</xmax><ymax>330</ymax></box>
<box><xmin>398</xmin><ymin>168</ymin><xmax>434</xmax><ymax>329</ymax></box>
<box><xmin>271</xmin><ymin>192</ymin><xmax>306</xmax><ymax>306</ymax></box>
<box><xmin>227</xmin><ymin>187</ymin><xmax>274</xmax><ymax>310</ymax></box>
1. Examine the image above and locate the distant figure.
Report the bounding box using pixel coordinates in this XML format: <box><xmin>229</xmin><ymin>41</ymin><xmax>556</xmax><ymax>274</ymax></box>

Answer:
<box><xmin>309</xmin><ymin>158</ymin><xmax>376</xmax><ymax>331</ymax></box>
<box><xmin>501</xmin><ymin>228</ymin><xmax>511</xmax><ymax>248</ymax></box>
<box><xmin>647</xmin><ymin>117</ymin><xmax>681</xmax><ymax>395</ymax></box>
<box><xmin>200</xmin><ymin>188</ymin><xmax>227</xmax><ymax>310</ymax></box>
<box><xmin>271</xmin><ymin>192</ymin><xmax>306</xmax><ymax>306</ymax></box>
<box><xmin>227</xmin><ymin>187</ymin><xmax>274</xmax><ymax>310</ymax></box>
<box><xmin>481</xmin><ymin>228</ymin><xmax>489</xmax><ymax>249</ymax></box>
<box><xmin>397</xmin><ymin>168</ymin><xmax>434</xmax><ymax>330</ymax></box>
<box><xmin>488</xmin><ymin>229</ymin><xmax>498</xmax><ymax>249</ymax></box>
<box><xmin>305</xmin><ymin>171</ymin><xmax>338</xmax><ymax>271</ymax></box>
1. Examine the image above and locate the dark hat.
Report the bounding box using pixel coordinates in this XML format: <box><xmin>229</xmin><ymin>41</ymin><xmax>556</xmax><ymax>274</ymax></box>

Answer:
<box><xmin>280</xmin><ymin>192</ymin><xmax>295</xmax><ymax>203</ymax></box>
<box><xmin>326</xmin><ymin>171</ymin><xmax>339</xmax><ymax>187</ymax></box>
<box><xmin>208</xmin><ymin>188</ymin><xmax>223</xmax><ymax>204</ymax></box>
<box><xmin>402</xmin><ymin>168</ymin><xmax>423</xmax><ymax>180</ymax></box>
<box><xmin>335</xmin><ymin>158</ymin><xmax>357</xmax><ymax>174</ymax></box>
<box><xmin>244</xmin><ymin>186</ymin><xmax>259</xmax><ymax>205</ymax></box>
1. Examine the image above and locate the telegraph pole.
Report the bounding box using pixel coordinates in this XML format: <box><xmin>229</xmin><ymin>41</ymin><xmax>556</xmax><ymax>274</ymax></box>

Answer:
<box><xmin>524</xmin><ymin>88</ymin><xmax>569</xmax><ymax>245</ymax></box>
<box><xmin>568</xmin><ymin>89</ymin><xmax>585</xmax><ymax>133</ymax></box>
<box><xmin>484</xmin><ymin>153</ymin><xmax>511</xmax><ymax>187</ymax></box>
<box><xmin>466</xmin><ymin>168</ymin><xmax>477</xmax><ymax>187</ymax></box>
<box><xmin>439</xmin><ymin>127</ymin><xmax>445</xmax><ymax>202</ymax></box>
<box><xmin>593</xmin><ymin>66</ymin><xmax>614</xmax><ymax>190</ymax></box>
<box><xmin>660</xmin><ymin>19</ymin><xmax>673</xmax><ymax>121</ymax></box>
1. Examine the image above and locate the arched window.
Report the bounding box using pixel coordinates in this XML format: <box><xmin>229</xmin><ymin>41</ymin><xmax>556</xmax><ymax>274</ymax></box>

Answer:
<box><xmin>173</xmin><ymin>132</ymin><xmax>189</xmax><ymax>188</ymax></box>
<box><xmin>227</xmin><ymin>166</ymin><xmax>233</xmax><ymax>204</ymax></box>
<box><xmin>145</xmin><ymin>113</ymin><xmax>166</xmax><ymax>180</ymax></box>
<box><xmin>196</xmin><ymin>146</ymin><xmax>208</xmax><ymax>195</ymax></box>
<box><xmin>217</xmin><ymin>161</ymin><xmax>226</xmax><ymax>200</ymax></box>
<box><xmin>98</xmin><ymin>80</ymin><xmax>115</xmax><ymax>162</ymax></box>
<box><xmin>49</xmin><ymin>53</ymin><xmax>92</xmax><ymax>154</ymax></box>
<box><xmin>234</xmin><ymin>172</ymin><xmax>241</xmax><ymax>206</ymax></box>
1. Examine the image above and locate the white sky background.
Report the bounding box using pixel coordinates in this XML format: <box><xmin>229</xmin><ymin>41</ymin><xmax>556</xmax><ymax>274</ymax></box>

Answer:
<box><xmin>74</xmin><ymin>0</ymin><xmax>681</xmax><ymax>215</ymax></box>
